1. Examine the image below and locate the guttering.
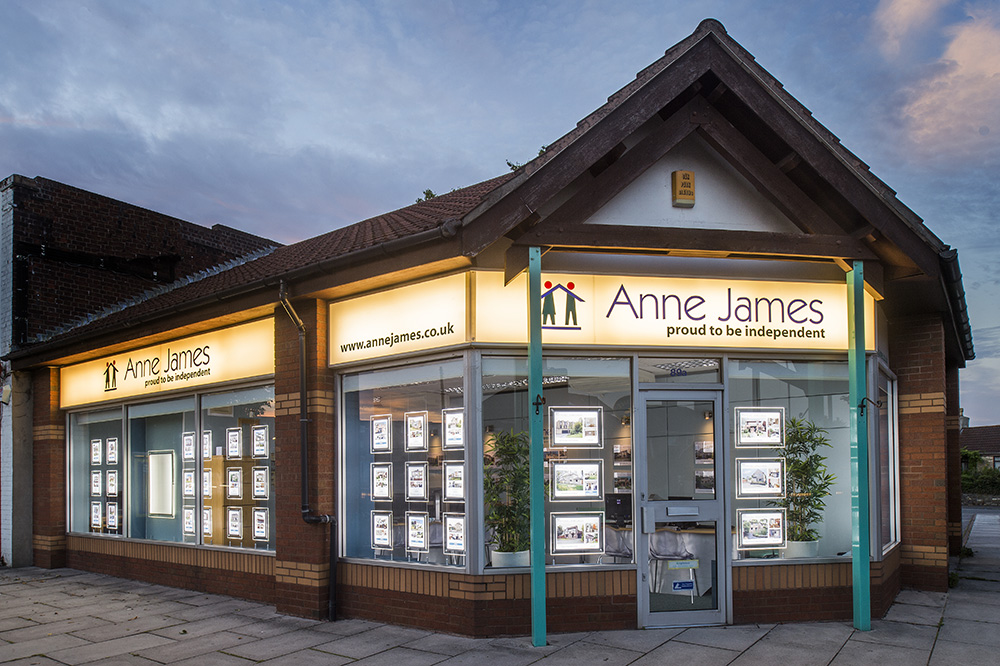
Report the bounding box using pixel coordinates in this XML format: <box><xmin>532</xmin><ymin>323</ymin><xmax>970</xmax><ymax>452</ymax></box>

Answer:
<box><xmin>939</xmin><ymin>248</ymin><xmax>975</xmax><ymax>362</ymax></box>
<box><xmin>6</xmin><ymin>219</ymin><xmax>464</xmax><ymax>366</ymax></box>
<box><xmin>278</xmin><ymin>282</ymin><xmax>337</xmax><ymax>621</ymax></box>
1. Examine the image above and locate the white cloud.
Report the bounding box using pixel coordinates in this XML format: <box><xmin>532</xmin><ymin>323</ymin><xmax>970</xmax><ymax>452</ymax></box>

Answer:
<box><xmin>874</xmin><ymin>0</ymin><xmax>956</xmax><ymax>57</ymax></box>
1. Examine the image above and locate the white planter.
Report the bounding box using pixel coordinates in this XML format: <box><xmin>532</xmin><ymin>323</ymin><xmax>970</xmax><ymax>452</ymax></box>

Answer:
<box><xmin>783</xmin><ymin>539</ymin><xmax>819</xmax><ymax>559</ymax></box>
<box><xmin>491</xmin><ymin>549</ymin><xmax>530</xmax><ymax>568</ymax></box>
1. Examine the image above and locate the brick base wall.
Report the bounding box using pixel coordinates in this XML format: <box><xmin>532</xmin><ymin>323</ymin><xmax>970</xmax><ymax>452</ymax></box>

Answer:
<box><xmin>65</xmin><ymin>535</ymin><xmax>276</xmax><ymax>604</ymax></box>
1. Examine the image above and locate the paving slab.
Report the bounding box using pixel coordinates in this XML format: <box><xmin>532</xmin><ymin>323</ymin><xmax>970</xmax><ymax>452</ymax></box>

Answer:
<box><xmin>828</xmin><ymin>638</ymin><xmax>931</xmax><ymax>665</ymax></box>
<box><xmin>432</xmin><ymin>645</ymin><xmax>541</xmax><ymax>666</ymax></box>
<box><xmin>883</xmin><ymin>601</ymin><xmax>945</xmax><ymax>625</ymax></box>
<box><xmin>311</xmin><ymin>617</ymin><xmax>385</xmax><ymax>636</ymax></box>
<box><xmin>892</xmin><ymin>589</ymin><xmax>947</xmax><ymax>607</ymax></box>
<box><xmin>930</xmin><ymin>637</ymin><xmax>1000</xmax><ymax>665</ymax></box>
<box><xmin>0</xmin><ymin>617</ymin><xmax>39</xmax><ymax>633</ymax></box>
<box><xmin>167</xmin><ymin>653</ymin><xmax>253</xmax><ymax>666</ymax></box>
<box><xmin>134</xmin><ymin>629</ymin><xmax>258</xmax><ymax>663</ymax></box>
<box><xmin>631</xmin><ymin>639</ymin><xmax>740</xmax><ymax>666</ymax></box>
<box><xmin>44</xmin><ymin>633</ymin><xmax>175</xmax><ymax>665</ymax></box>
<box><xmin>530</xmin><ymin>639</ymin><xmax>641</xmax><ymax>666</ymax></box>
<box><xmin>224</xmin><ymin>627</ymin><xmax>334</xmax><ymax>661</ymax></box>
<box><xmin>69</xmin><ymin>614</ymin><xmax>185</xmax><ymax>642</ymax></box>
<box><xmin>0</xmin><ymin>614</ymin><xmax>110</xmax><ymax>642</ymax></box>
<box><xmin>0</xmin><ymin>633</ymin><xmax>91</xmax><ymax>663</ymax></box>
<box><xmin>350</xmin><ymin>645</ymin><xmax>452</xmax><ymax>666</ymax></box>
<box><xmin>230</xmin><ymin>615</ymin><xmax>321</xmax><ymax>638</ymax></box>
<box><xmin>728</xmin><ymin>622</ymin><xmax>853</xmax><ymax>666</ymax></box>
<box><xmin>673</xmin><ymin>623</ymin><xmax>773</xmax><ymax>651</ymax></box>
<box><xmin>0</xmin><ymin>656</ymin><xmax>67</xmax><ymax>666</ymax></box>
<box><xmin>581</xmin><ymin>627</ymin><xmax>684</xmax><ymax>652</ymax></box>
<box><xmin>164</xmin><ymin>598</ymin><xmax>259</xmax><ymax>621</ymax></box>
<box><xmin>936</xmin><ymin>617</ymin><xmax>1000</xmax><ymax>647</ymax></box>
<box><xmin>402</xmin><ymin>631</ymin><xmax>490</xmax><ymax>656</ymax></box>
<box><xmin>847</xmin><ymin>618</ymin><xmax>938</xmax><ymax>651</ymax></box>
<box><xmin>943</xmin><ymin>599</ymin><xmax>1000</xmax><ymax>622</ymax></box>
<box><xmin>258</xmin><ymin>647</ymin><xmax>355</xmax><ymax>666</ymax></box>
<box><xmin>315</xmin><ymin>624</ymin><xmax>434</xmax><ymax>660</ymax></box>
<box><xmin>150</xmin><ymin>613</ymin><xmax>256</xmax><ymax>640</ymax></box>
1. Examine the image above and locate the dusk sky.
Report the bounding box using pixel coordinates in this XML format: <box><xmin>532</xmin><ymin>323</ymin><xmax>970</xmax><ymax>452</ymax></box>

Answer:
<box><xmin>2</xmin><ymin>1</ymin><xmax>998</xmax><ymax>424</ymax></box>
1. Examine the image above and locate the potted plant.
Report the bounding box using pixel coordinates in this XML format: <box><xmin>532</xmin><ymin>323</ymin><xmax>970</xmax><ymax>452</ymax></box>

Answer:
<box><xmin>774</xmin><ymin>418</ymin><xmax>836</xmax><ymax>558</ymax></box>
<box><xmin>483</xmin><ymin>429</ymin><xmax>530</xmax><ymax>567</ymax></box>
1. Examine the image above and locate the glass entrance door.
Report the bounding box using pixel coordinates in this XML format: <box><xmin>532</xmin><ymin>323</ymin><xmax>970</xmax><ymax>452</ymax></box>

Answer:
<box><xmin>636</xmin><ymin>391</ymin><xmax>726</xmax><ymax>627</ymax></box>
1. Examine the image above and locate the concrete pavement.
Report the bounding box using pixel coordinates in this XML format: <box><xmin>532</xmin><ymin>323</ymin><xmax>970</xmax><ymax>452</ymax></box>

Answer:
<box><xmin>1</xmin><ymin>510</ymin><xmax>997</xmax><ymax>665</ymax></box>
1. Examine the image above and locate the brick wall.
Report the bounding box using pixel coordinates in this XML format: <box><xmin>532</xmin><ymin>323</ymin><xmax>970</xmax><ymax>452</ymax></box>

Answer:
<box><xmin>32</xmin><ymin>367</ymin><xmax>66</xmax><ymax>568</ymax></box>
<box><xmin>338</xmin><ymin>563</ymin><xmax>636</xmax><ymax>636</ymax></box>
<box><xmin>889</xmin><ymin>314</ymin><xmax>949</xmax><ymax>591</ymax></box>
<box><xmin>273</xmin><ymin>299</ymin><xmax>336</xmax><ymax>618</ymax></box>
<box><xmin>3</xmin><ymin>175</ymin><xmax>275</xmax><ymax>346</ymax></box>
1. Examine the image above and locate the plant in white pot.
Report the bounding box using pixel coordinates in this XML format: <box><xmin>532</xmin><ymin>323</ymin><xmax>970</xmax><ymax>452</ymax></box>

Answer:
<box><xmin>774</xmin><ymin>418</ymin><xmax>836</xmax><ymax>558</ymax></box>
<box><xmin>484</xmin><ymin>430</ymin><xmax>530</xmax><ymax>567</ymax></box>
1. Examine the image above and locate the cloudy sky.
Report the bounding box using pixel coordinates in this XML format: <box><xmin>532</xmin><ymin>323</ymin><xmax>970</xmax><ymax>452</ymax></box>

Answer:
<box><xmin>2</xmin><ymin>1</ymin><xmax>998</xmax><ymax>424</ymax></box>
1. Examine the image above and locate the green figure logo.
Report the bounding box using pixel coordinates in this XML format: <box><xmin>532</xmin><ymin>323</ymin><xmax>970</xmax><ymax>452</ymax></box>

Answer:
<box><xmin>541</xmin><ymin>281</ymin><xmax>584</xmax><ymax>330</ymax></box>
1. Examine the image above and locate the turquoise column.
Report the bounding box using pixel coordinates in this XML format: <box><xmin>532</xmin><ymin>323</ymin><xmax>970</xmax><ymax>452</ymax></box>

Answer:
<box><xmin>528</xmin><ymin>246</ymin><xmax>547</xmax><ymax>646</ymax></box>
<box><xmin>848</xmin><ymin>261</ymin><xmax>872</xmax><ymax>630</ymax></box>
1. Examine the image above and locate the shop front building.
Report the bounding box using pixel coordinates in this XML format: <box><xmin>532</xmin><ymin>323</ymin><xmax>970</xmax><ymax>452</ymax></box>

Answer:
<box><xmin>11</xmin><ymin>20</ymin><xmax>972</xmax><ymax>636</ymax></box>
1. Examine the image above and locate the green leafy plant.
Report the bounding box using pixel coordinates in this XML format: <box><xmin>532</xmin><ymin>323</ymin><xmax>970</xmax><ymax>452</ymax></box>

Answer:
<box><xmin>774</xmin><ymin>418</ymin><xmax>836</xmax><ymax>542</ymax></box>
<box><xmin>483</xmin><ymin>430</ymin><xmax>531</xmax><ymax>553</ymax></box>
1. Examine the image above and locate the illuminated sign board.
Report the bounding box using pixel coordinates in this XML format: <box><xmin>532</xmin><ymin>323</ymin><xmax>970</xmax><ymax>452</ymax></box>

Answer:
<box><xmin>327</xmin><ymin>271</ymin><xmax>875</xmax><ymax>365</ymax></box>
<box><xmin>329</xmin><ymin>273</ymin><xmax>467</xmax><ymax>365</ymax></box>
<box><xmin>61</xmin><ymin>318</ymin><xmax>274</xmax><ymax>408</ymax></box>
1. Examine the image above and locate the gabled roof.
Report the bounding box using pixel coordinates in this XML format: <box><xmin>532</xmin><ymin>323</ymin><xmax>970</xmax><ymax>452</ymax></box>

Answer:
<box><xmin>9</xmin><ymin>19</ymin><xmax>972</xmax><ymax>367</ymax></box>
<box><xmin>962</xmin><ymin>426</ymin><xmax>1000</xmax><ymax>456</ymax></box>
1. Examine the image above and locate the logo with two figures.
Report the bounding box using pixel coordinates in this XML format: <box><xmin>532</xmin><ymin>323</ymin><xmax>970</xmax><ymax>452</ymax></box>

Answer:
<box><xmin>104</xmin><ymin>361</ymin><xmax>118</xmax><ymax>392</ymax></box>
<box><xmin>541</xmin><ymin>280</ymin><xmax>585</xmax><ymax>331</ymax></box>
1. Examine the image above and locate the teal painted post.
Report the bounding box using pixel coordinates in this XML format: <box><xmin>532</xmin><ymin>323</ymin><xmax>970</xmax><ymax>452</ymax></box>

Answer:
<box><xmin>528</xmin><ymin>246</ymin><xmax>547</xmax><ymax>646</ymax></box>
<box><xmin>848</xmin><ymin>261</ymin><xmax>872</xmax><ymax>630</ymax></box>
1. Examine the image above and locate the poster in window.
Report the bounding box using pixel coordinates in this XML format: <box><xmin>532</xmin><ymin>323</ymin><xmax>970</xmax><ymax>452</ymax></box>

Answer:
<box><xmin>202</xmin><ymin>507</ymin><xmax>213</xmax><ymax>536</ymax></box>
<box><xmin>549</xmin><ymin>407</ymin><xmax>603</xmax><ymax>448</ymax></box>
<box><xmin>252</xmin><ymin>467</ymin><xmax>269</xmax><ymax>500</ymax></box>
<box><xmin>203</xmin><ymin>469</ymin><xmax>212</xmax><ymax>498</ymax></box>
<box><xmin>736</xmin><ymin>458</ymin><xmax>786</xmax><ymax>499</ymax></box>
<box><xmin>227</xmin><ymin>468</ymin><xmax>242</xmax><ymax>499</ymax></box>
<box><xmin>90</xmin><ymin>501</ymin><xmax>102</xmax><ymax>529</ymax></box>
<box><xmin>202</xmin><ymin>431</ymin><xmax>212</xmax><ymax>461</ymax></box>
<box><xmin>226</xmin><ymin>427</ymin><xmax>243</xmax><ymax>459</ymax></box>
<box><xmin>182</xmin><ymin>432</ymin><xmax>196</xmax><ymax>461</ymax></box>
<box><xmin>106</xmin><ymin>438</ymin><xmax>118</xmax><ymax>465</ymax></box>
<box><xmin>183</xmin><ymin>506</ymin><xmax>196</xmax><ymax>535</ymax></box>
<box><xmin>404</xmin><ymin>411</ymin><xmax>428</xmax><ymax>452</ymax></box>
<box><xmin>694</xmin><ymin>468</ymin><xmax>715</xmax><ymax>494</ymax></box>
<box><xmin>252</xmin><ymin>425</ymin><xmax>269</xmax><ymax>459</ymax></box>
<box><xmin>147</xmin><ymin>450</ymin><xmax>175</xmax><ymax>518</ymax></box>
<box><xmin>442</xmin><ymin>408</ymin><xmax>464</xmax><ymax>450</ymax></box>
<box><xmin>252</xmin><ymin>508</ymin><xmax>268</xmax><ymax>541</ymax></box>
<box><xmin>694</xmin><ymin>440</ymin><xmax>714</xmax><ymax>464</ymax></box>
<box><xmin>91</xmin><ymin>470</ymin><xmax>102</xmax><ymax>496</ymax></box>
<box><xmin>405</xmin><ymin>462</ymin><xmax>428</xmax><ymax>501</ymax></box>
<box><xmin>737</xmin><ymin>508</ymin><xmax>786</xmax><ymax>550</ymax></box>
<box><xmin>227</xmin><ymin>507</ymin><xmax>243</xmax><ymax>539</ymax></box>
<box><xmin>405</xmin><ymin>511</ymin><xmax>429</xmax><ymax>553</ymax></box>
<box><xmin>551</xmin><ymin>512</ymin><xmax>604</xmax><ymax>554</ymax></box>
<box><xmin>442</xmin><ymin>461</ymin><xmax>464</xmax><ymax>502</ymax></box>
<box><xmin>735</xmin><ymin>407</ymin><xmax>785</xmax><ymax>448</ymax></box>
<box><xmin>106</xmin><ymin>469</ymin><xmax>118</xmax><ymax>497</ymax></box>
<box><xmin>106</xmin><ymin>502</ymin><xmax>118</xmax><ymax>530</ymax></box>
<box><xmin>371</xmin><ymin>510</ymin><xmax>392</xmax><ymax>550</ymax></box>
<box><xmin>90</xmin><ymin>439</ymin><xmax>102</xmax><ymax>465</ymax></box>
<box><xmin>182</xmin><ymin>470</ymin><xmax>196</xmax><ymax>498</ymax></box>
<box><xmin>370</xmin><ymin>414</ymin><xmax>392</xmax><ymax>454</ymax></box>
<box><xmin>550</xmin><ymin>459</ymin><xmax>603</xmax><ymax>501</ymax></box>
<box><xmin>443</xmin><ymin>513</ymin><xmax>465</xmax><ymax>555</ymax></box>
<box><xmin>370</xmin><ymin>463</ymin><xmax>393</xmax><ymax>501</ymax></box>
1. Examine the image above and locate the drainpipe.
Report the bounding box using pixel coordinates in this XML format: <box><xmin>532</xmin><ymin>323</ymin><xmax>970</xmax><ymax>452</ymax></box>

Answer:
<box><xmin>278</xmin><ymin>282</ymin><xmax>337</xmax><ymax>621</ymax></box>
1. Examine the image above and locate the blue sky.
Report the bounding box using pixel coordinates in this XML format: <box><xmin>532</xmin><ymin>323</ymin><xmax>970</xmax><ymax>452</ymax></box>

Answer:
<box><xmin>2</xmin><ymin>1</ymin><xmax>998</xmax><ymax>424</ymax></box>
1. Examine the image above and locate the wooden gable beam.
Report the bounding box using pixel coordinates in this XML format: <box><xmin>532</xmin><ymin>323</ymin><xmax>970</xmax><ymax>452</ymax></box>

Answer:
<box><xmin>708</xmin><ymin>50</ymin><xmax>941</xmax><ymax>278</ymax></box>
<box><xmin>460</xmin><ymin>39</ymin><xmax>714</xmax><ymax>257</ymax></box>
<box><xmin>513</xmin><ymin>225</ymin><xmax>876</xmax><ymax>263</ymax></box>
<box><xmin>691</xmin><ymin>98</ymin><xmax>844</xmax><ymax>235</ymax></box>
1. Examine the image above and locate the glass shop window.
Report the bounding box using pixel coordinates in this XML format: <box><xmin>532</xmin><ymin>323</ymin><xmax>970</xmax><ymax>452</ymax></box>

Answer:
<box><xmin>876</xmin><ymin>369</ymin><xmax>899</xmax><ymax>553</ymax></box>
<box><xmin>127</xmin><ymin>397</ymin><xmax>197</xmax><ymax>544</ymax></box>
<box><xmin>69</xmin><ymin>408</ymin><xmax>124</xmax><ymax>535</ymax></box>
<box><xmin>200</xmin><ymin>386</ymin><xmax>276</xmax><ymax>550</ymax></box>
<box><xmin>341</xmin><ymin>359</ymin><xmax>466</xmax><ymax>566</ymax></box>
<box><xmin>729</xmin><ymin>360</ymin><xmax>851</xmax><ymax>561</ymax></box>
<box><xmin>481</xmin><ymin>356</ymin><xmax>632</xmax><ymax>568</ymax></box>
